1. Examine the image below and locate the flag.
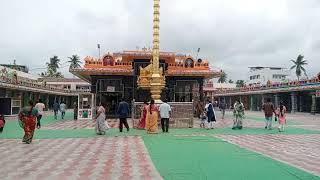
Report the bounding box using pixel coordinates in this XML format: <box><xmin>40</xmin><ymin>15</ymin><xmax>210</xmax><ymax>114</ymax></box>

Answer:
<box><xmin>97</xmin><ymin>44</ymin><xmax>100</xmax><ymax>48</ymax></box>
<box><xmin>197</xmin><ymin>48</ymin><xmax>200</xmax><ymax>53</ymax></box>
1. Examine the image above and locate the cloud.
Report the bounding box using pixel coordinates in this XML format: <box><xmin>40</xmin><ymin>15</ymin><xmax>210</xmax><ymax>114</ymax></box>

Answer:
<box><xmin>0</xmin><ymin>0</ymin><xmax>319</xmax><ymax>81</ymax></box>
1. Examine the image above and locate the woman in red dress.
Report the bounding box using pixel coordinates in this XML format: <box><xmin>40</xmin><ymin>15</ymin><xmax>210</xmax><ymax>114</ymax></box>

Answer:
<box><xmin>137</xmin><ymin>101</ymin><xmax>148</xmax><ymax>129</ymax></box>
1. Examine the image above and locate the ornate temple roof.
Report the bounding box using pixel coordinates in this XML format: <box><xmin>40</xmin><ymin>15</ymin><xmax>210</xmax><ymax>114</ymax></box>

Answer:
<box><xmin>70</xmin><ymin>50</ymin><xmax>221</xmax><ymax>81</ymax></box>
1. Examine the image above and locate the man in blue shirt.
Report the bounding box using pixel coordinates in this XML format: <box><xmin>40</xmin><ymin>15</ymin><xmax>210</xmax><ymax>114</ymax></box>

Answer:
<box><xmin>53</xmin><ymin>101</ymin><xmax>60</xmax><ymax>120</ymax></box>
<box><xmin>117</xmin><ymin>98</ymin><xmax>130</xmax><ymax>132</ymax></box>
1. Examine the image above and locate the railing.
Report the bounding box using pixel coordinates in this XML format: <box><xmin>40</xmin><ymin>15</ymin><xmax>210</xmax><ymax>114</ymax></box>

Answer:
<box><xmin>0</xmin><ymin>76</ymin><xmax>87</xmax><ymax>94</ymax></box>
<box><xmin>215</xmin><ymin>77</ymin><xmax>320</xmax><ymax>94</ymax></box>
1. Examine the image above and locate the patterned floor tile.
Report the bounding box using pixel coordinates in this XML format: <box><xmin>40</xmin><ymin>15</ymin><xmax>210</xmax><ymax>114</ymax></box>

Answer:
<box><xmin>0</xmin><ymin>137</ymin><xmax>162</xmax><ymax>180</ymax></box>
<box><xmin>216</xmin><ymin>134</ymin><xmax>320</xmax><ymax>176</ymax></box>
<box><xmin>42</xmin><ymin>119</ymin><xmax>133</xmax><ymax>130</ymax></box>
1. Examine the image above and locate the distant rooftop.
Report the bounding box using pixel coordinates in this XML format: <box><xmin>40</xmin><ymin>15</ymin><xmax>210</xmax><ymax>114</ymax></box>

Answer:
<box><xmin>249</xmin><ymin>66</ymin><xmax>287</xmax><ymax>70</ymax></box>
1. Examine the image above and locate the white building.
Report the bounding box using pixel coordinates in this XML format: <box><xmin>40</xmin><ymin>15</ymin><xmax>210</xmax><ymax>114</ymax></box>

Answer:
<box><xmin>247</xmin><ymin>67</ymin><xmax>290</xmax><ymax>85</ymax></box>
<box><xmin>40</xmin><ymin>78</ymin><xmax>91</xmax><ymax>92</ymax></box>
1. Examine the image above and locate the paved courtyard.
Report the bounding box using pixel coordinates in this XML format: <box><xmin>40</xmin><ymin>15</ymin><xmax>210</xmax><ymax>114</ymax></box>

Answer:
<box><xmin>0</xmin><ymin>111</ymin><xmax>320</xmax><ymax>180</ymax></box>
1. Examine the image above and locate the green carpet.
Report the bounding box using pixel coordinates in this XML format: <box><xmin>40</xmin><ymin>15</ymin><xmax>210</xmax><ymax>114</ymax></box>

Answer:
<box><xmin>144</xmin><ymin>135</ymin><xmax>320</xmax><ymax>180</ymax></box>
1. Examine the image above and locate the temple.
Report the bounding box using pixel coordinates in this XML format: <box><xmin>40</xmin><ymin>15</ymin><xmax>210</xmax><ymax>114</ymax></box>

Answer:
<box><xmin>70</xmin><ymin>50</ymin><xmax>220</xmax><ymax>115</ymax></box>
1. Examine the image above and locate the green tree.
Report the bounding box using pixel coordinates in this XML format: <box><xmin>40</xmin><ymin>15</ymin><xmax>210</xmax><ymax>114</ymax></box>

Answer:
<box><xmin>228</xmin><ymin>79</ymin><xmax>234</xmax><ymax>83</ymax></box>
<box><xmin>290</xmin><ymin>54</ymin><xmax>308</xmax><ymax>80</ymax></box>
<box><xmin>218</xmin><ymin>72</ymin><xmax>227</xmax><ymax>83</ymax></box>
<box><xmin>42</xmin><ymin>55</ymin><xmax>64</xmax><ymax>78</ymax></box>
<box><xmin>68</xmin><ymin>55</ymin><xmax>81</xmax><ymax>69</ymax></box>
<box><xmin>236</xmin><ymin>80</ymin><xmax>245</xmax><ymax>87</ymax></box>
<box><xmin>46</xmin><ymin>55</ymin><xmax>61</xmax><ymax>72</ymax></box>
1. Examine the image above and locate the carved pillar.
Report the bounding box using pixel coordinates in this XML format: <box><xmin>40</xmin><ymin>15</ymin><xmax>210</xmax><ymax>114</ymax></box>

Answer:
<box><xmin>299</xmin><ymin>95</ymin><xmax>303</xmax><ymax>112</ymax></box>
<box><xmin>291</xmin><ymin>92</ymin><xmax>297</xmax><ymax>113</ymax></box>
<box><xmin>274</xmin><ymin>94</ymin><xmax>280</xmax><ymax>108</ymax></box>
<box><xmin>311</xmin><ymin>93</ymin><xmax>316</xmax><ymax>115</ymax></box>
<box><xmin>250</xmin><ymin>95</ymin><xmax>254</xmax><ymax>111</ymax></box>
<box><xmin>198</xmin><ymin>78</ymin><xmax>204</xmax><ymax>102</ymax></box>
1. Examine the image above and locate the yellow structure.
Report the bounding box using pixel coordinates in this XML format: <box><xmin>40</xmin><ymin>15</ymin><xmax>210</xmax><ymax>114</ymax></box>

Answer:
<box><xmin>137</xmin><ymin>0</ymin><xmax>165</xmax><ymax>102</ymax></box>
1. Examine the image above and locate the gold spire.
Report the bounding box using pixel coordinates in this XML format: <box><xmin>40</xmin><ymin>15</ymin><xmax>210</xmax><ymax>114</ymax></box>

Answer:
<box><xmin>137</xmin><ymin>0</ymin><xmax>165</xmax><ymax>102</ymax></box>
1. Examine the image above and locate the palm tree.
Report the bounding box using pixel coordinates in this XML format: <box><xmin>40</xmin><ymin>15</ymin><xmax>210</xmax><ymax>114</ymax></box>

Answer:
<box><xmin>236</xmin><ymin>80</ymin><xmax>245</xmax><ymax>87</ymax></box>
<box><xmin>218</xmin><ymin>72</ymin><xmax>227</xmax><ymax>83</ymax></box>
<box><xmin>228</xmin><ymin>79</ymin><xmax>234</xmax><ymax>83</ymax></box>
<box><xmin>68</xmin><ymin>55</ymin><xmax>81</xmax><ymax>69</ymax></box>
<box><xmin>290</xmin><ymin>54</ymin><xmax>308</xmax><ymax>80</ymax></box>
<box><xmin>46</xmin><ymin>55</ymin><xmax>61</xmax><ymax>72</ymax></box>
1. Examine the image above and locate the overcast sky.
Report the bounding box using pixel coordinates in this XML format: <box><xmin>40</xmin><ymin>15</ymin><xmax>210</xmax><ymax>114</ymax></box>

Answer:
<box><xmin>0</xmin><ymin>0</ymin><xmax>319</xmax><ymax>81</ymax></box>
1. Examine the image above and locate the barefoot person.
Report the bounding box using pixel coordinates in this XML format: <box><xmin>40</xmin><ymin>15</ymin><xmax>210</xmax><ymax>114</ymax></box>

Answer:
<box><xmin>60</xmin><ymin>101</ymin><xmax>66</xmax><ymax>119</ymax></box>
<box><xmin>35</xmin><ymin>99</ymin><xmax>45</xmax><ymax>129</ymax></box>
<box><xmin>137</xmin><ymin>101</ymin><xmax>148</xmax><ymax>129</ymax></box>
<box><xmin>276</xmin><ymin>102</ymin><xmax>287</xmax><ymax>132</ymax></box>
<box><xmin>117</xmin><ymin>98</ymin><xmax>130</xmax><ymax>132</ymax></box>
<box><xmin>205</xmin><ymin>99</ymin><xmax>216</xmax><ymax>129</ymax></box>
<box><xmin>262</xmin><ymin>98</ymin><xmax>275</xmax><ymax>130</ymax></box>
<box><xmin>19</xmin><ymin>100</ymin><xmax>39</xmax><ymax>144</ymax></box>
<box><xmin>145</xmin><ymin>99</ymin><xmax>159</xmax><ymax>134</ymax></box>
<box><xmin>159</xmin><ymin>99</ymin><xmax>171</xmax><ymax>133</ymax></box>
<box><xmin>0</xmin><ymin>114</ymin><xmax>5</xmax><ymax>133</ymax></box>
<box><xmin>232</xmin><ymin>100</ymin><xmax>245</xmax><ymax>130</ymax></box>
<box><xmin>94</xmin><ymin>103</ymin><xmax>107</xmax><ymax>135</ymax></box>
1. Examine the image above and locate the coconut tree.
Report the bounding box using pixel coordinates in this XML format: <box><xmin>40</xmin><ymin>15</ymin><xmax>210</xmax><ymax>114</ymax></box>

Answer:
<box><xmin>290</xmin><ymin>54</ymin><xmax>308</xmax><ymax>80</ymax></box>
<box><xmin>218</xmin><ymin>72</ymin><xmax>227</xmax><ymax>83</ymax></box>
<box><xmin>68</xmin><ymin>55</ymin><xmax>81</xmax><ymax>69</ymax></box>
<box><xmin>46</xmin><ymin>55</ymin><xmax>61</xmax><ymax>72</ymax></box>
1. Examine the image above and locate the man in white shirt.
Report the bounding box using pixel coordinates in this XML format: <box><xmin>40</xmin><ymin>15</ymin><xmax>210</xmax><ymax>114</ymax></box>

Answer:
<box><xmin>60</xmin><ymin>102</ymin><xmax>67</xmax><ymax>119</ymax></box>
<box><xmin>35</xmin><ymin>99</ymin><xmax>45</xmax><ymax>129</ymax></box>
<box><xmin>159</xmin><ymin>99</ymin><xmax>171</xmax><ymax>133</ymax></box>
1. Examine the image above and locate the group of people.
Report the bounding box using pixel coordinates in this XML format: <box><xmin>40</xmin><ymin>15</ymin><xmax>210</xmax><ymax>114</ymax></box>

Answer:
<box><xmin>93</xmin><ymin>98</ymin><xmax>131</xmax><ymax>135</ymax></box>
<box><xmin>136</xmin><ymin>99</ymin><xmax>172</xmax><ymax>133</ymax></box>
<box><xmin>196</xmin><ymin>98</ymin><xmax>287</xmax><ymax>132</ymax></box>
<box><xmin>262</xmin><ymin>98</ymin><xmax>287</xmax><ymax>132</ymax></box>
<box><xmin>52</xmin><ymin>101</ymin><xmax>67</xmax><ymax>120</ymax></box>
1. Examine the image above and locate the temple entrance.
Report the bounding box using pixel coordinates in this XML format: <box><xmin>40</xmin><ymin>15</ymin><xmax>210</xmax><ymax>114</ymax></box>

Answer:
<box><xmin>98</xmin><ymin>92</ymin><xmax>123</xmax><ymax>117</ymax></box>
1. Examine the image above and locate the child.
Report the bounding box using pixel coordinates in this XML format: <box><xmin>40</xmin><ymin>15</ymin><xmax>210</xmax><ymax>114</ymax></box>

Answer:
<box><xmin>276</xmin><ymin>103</ymin><xmax>287</xmax><ymax>132</ymax></box>
<box><xmin>0</xmin><ymin>114</ymin><xmax>5</xmax><ymax>133</ymax></box>
<box><xmin>200</xmin><ymin>112</ymin><xmax>207</xmax><ymax>128</ymax></box>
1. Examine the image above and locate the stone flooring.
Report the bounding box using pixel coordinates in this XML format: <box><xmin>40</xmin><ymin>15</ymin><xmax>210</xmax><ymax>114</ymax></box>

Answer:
<box><xmin>216</xmin><ymin>134</ymin><xmax>320</xmax><ymax>176</ymax></box>
<box><xmin>43</xmin><ymin>119</ymin><xmax>133</xmax><ymax>130</ymax></box>
<box><xmin>0</xmin><ymin>137</ymin><xmax>162</xmax><ymax>180</ymax></box>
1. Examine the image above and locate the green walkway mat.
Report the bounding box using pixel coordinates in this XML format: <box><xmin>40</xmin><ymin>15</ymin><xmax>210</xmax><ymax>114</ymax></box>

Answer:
<box><xmin>144</xmin><ymin>135</ymin><xmax>320</xmax><ymax>180</ymax></box>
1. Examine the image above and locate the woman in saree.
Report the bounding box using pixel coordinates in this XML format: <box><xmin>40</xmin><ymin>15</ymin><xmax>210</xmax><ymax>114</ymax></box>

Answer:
<box><xmin>19</xmin><ymin>100</ymin><xmax>39</xmax><ymax>144</ymax></box>
<box><xmin>94</xmin><ymin>103</ymin><xmax>107</xmax><ymax>135</ymax></box>
<box><xmin>145</xmin><ymin>100</ymin><xmax>159</xmax><ymax>134</ymax></box>
<box><xmin>137</xmin><ymin>101</ymin><xmax>148</xmax><ymax>129</ymax></box>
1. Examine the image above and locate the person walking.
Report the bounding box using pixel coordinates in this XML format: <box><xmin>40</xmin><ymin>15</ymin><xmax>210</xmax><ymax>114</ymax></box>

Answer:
<box><xmin>35</xmin><ymin>99</ymin><xmax>45</xmax><ymax>129</ymax></box>
<box><xmin>159</xmin><ymin>99</ymin><xmax>171</xmax><ymax>133</ymax></box>
<box><xmin>137</xmin><ymin>101</ymin><xmax>148</xmax><ymax>129</ymax></box>
<box><xmin>60</xmin><ymin>101</ymin><xmax>66</xmax><ymax>119</ymax></box>
<box><xmin>94</xmin><ymin>103</ymin><xmax>107</xmax><ymax>135</ymax></box>
<box><xmin>117</xmin><ymin>98</ymin><xmax>130</xmax><ymax>132</ymax></box>
<box><xmin>262</xmin><ymin>98</ymin><xmax>275</xmax><ymax>130</ymax></box>
<box><xmin>205</xmin><ymin>99</ymin><xmax>216</xmax><ymax>129</ymax></box>
<box><xmin>276</xmin><ymin>102</ymin><xmax>287</xmax><ymax>132</ymax></box>
<box><xmin>219</xmin><ymin>101</ymin><xmax>226</xmax><ymax>119</ymax></box>
<box><xmin>232</xmin><ymin>100</ymin><xmax>245</xmax><ymax>130</ymax></box>
<box><xmin>145</xmin><ymin>99</ymin><xmax>159</xmax><ymax>134</ymax></box>
<box><xmin>19</xmin><ymin>100</ymin><xmax>39</xmax><ymax>144</ymax></box>
<box><xmin>53</xmin><ymin>101</ymin><xmax>60</xmax><ymax>120</ymax></box>
<box><xmin>73</xmin><ymin>102</ymin><xmax>78</xmax><ymax>120</ymax></box>
<box><xmin>0</xmin><ymin>114</ymin><xmax>5</xmax><ymax>133</ymax></box>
